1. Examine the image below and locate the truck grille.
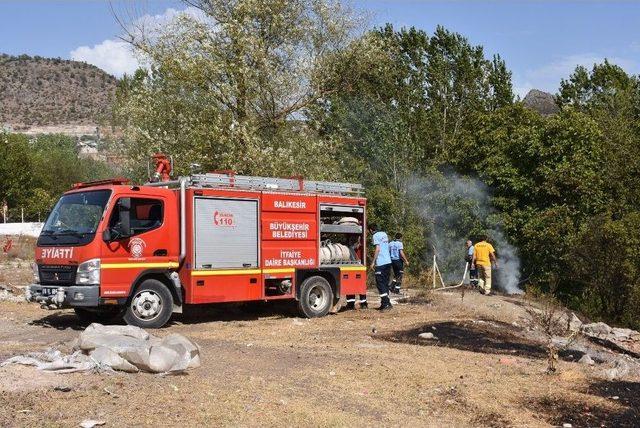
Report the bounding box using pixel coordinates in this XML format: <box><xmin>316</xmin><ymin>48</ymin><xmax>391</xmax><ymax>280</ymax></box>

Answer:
<box><xmin>38</xmin><ymin>264</ymin><xmax>77</xmax><ymax>286</ymax></box>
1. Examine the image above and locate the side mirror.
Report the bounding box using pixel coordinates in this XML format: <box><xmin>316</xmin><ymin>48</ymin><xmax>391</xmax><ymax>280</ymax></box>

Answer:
<box><xmin>102</xmin><ymin>229</ymin><xmax>112</xmax><ymax>242</ymax></box>
<box><xmin>118</xmin><ymin>198</ymin><xmax>132</xmax><ymax>238</ymax></box>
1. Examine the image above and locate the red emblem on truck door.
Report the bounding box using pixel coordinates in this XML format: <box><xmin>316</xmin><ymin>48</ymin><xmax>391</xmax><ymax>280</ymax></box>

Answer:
<box><xmin>129</xmin><ymin>237</ymin><xmax>146</xmax><ymax>258</ymax></box>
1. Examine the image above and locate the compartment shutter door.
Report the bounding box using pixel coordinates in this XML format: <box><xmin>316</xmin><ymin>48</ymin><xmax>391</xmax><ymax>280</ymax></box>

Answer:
<box><xmin>194</xmin><ymin>198</ymin><xmax>259</xmax><ymax>269</ymax></box>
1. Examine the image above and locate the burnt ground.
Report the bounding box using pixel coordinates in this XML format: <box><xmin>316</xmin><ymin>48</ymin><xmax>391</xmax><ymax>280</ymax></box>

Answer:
<box><xmin>379</xmin><ymin>320</ymin><xmax>584</xmax><ymax>361</ymax></box>
<box><xmin>1</xmin><ymin>264</ymin><xmax>639</xmax><ymax>427</ymax></box>
<box><xmin>523</xmin><ymin>379</ymin><xmax>640</xmax><ymax>428</ymax></box>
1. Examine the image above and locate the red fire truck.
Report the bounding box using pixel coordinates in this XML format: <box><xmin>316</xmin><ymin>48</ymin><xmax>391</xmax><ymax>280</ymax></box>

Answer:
<box><xmin>27</xmin><ymin>169</ymin><xmax>367</xmax><ymax>327</ymax></box>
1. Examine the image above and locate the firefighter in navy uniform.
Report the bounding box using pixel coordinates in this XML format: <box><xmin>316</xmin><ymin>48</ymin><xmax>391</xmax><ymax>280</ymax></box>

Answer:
<box><xmin>389</xmin><ymin>233</ymin><xmax>409</xmax><ymax>293</ymax></box>
<box><xmin>466</xmin><ymin>240</ymin><xmax>478</xmax><ymax>287</ymax></box>
<box><xmin>369</xmin><ymin>223</ymin><xmax>393</xmax><ymax>311</ymax></box>
<box><xmin>344</xmin><ymin>294</ymin><xmax>368</xmax><ymax>310</ymax></box>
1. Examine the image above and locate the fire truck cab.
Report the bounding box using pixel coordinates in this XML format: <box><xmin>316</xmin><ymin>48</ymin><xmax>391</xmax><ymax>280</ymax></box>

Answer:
<box><xmin>27</xmin><ymin>173</ymin><xmax>367</xmax><ymax>328</ymax></box>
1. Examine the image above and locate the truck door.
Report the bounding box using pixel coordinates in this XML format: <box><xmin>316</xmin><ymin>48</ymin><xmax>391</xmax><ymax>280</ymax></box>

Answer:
<box><xmin>190</xmin><ymin>196</ymin><xmax>261</xmax><ymax>303</ymax></box>
<box><xmin>101</xmin><ymin>196</ymin><xmax>178</xmax><ymax>298</ymax></box>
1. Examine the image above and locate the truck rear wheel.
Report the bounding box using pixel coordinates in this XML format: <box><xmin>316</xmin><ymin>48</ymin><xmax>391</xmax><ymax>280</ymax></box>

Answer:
<box><xmin>297</xmin><ymin>276</ymin><xmax>334</xmax><ymax>318</ymax></box>
<box><xmin>123</xmin><ymin>279</ymin><xmax>173</xmax><ymax>328</ymax></box>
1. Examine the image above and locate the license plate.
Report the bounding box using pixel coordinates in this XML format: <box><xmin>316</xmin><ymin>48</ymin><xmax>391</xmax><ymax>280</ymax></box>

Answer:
<box><xmin>41</xmin><ymin>287</ymin><xmax>58</xmax><ymax>296</ymax></box>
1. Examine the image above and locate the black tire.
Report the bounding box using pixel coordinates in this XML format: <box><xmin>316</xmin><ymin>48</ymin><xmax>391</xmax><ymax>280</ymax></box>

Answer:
<box><xmin>297</xmin><ymin>276</ymin><xmax>334</xmax><ymax>318</ymax></box>
<box><xmin>74</xmin><ymin>307</ymin><xmax>122</xmax><ymax>325</ymax></box>
<box><xmin>123</xmin><ymin>279</ymin><xmax>173</xmax><ymax>328</ymax></box>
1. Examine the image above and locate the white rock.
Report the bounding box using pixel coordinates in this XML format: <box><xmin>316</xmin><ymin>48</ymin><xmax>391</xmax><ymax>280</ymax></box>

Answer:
<box><xmin>79</xmin><ymin>420</ymin><xmax>105</xmax><ymax>428</ymax></box>
<box><xmin>418</xmin><ymin>332</ymin><xmax>437</xmax><ymax>340</ymax></box>
<box><xmin>605</xmin><ymin>359</ymin><xmax>630</xmax><ymax>381</ymax></box>
<box><xmin>578</xmin><ymin>354</ymin><xmax>594</xmax><ymax>365</ymax></box>
<box><xmin>568</xmin><ymin>313</ymin><xmax>583</xmax><ymax>332</ymax></box>
<box><xmin>581</xmin><ymin>322</ymin><xmax>612</xmax><ymax>337</ymax></box>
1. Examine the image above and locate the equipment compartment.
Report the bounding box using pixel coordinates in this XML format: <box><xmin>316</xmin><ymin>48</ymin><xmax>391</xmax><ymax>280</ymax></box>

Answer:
<box><xmin>319</xmin><ymin>204</ymin><xmax>365</xmax><ymax>266</ymax></box>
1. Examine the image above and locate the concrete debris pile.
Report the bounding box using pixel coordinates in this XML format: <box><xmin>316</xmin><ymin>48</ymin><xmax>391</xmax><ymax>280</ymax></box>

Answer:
<box><xmin>1</xmin><ymin>323</ymin><xmax>201</xmax><ymax>374</ymax></box>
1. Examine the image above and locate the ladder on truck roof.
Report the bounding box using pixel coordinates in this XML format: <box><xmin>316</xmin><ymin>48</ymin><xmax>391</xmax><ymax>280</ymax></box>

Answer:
<box><xmin>188</xmin><ymin>172</ymin><xmax>364</xmax><ymax>196</ymax></box>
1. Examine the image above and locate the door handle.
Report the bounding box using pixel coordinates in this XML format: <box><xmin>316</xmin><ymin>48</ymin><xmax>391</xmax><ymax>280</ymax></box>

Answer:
<box><xmin>153</xmin><ymin>249</ymin><xmax>168</xmax><ymax>256</ymax></box>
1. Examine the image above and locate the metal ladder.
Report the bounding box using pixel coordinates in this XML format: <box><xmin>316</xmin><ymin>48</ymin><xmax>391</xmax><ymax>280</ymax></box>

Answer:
<box><xmin>189</xmin><ymin>172</ymin><xmax>364</xmax><ymax>196</ymax></box>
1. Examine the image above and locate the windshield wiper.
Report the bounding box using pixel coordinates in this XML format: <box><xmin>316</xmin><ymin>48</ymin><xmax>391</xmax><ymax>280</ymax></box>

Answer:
<box><xmin>52</xmin><ymin>229</ymin><xmax>86</xmax><ymax>237</ymax></box>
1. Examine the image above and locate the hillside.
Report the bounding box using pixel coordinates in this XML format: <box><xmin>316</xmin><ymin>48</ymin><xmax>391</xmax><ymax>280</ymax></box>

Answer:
<box><xmin>0</xmin><ymin>54</ymin><xmax>117</xmax><ymax>128</ymax></box>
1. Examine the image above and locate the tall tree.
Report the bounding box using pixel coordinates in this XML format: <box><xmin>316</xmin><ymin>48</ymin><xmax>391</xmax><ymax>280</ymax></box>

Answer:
<box><xmin>115</xmin><ymin>0</ymin><xmax>360</xmax><ymax>178</ymax></box>
<box><xmin>558</xmin><ymin>62</ymin><xmax>640</xmax><ymax>215</ymax></box>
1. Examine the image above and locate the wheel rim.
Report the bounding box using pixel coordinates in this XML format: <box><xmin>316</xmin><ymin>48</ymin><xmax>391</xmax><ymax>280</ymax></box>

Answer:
<box><xmin>132</xmin><ymin>290</ymin><xmax>163</xmax><ymax>321</ymax></box>
<box><xmin>308</xmin><ymin>284</ymin><xmax>328</xmax><ymax>313</ymax></box>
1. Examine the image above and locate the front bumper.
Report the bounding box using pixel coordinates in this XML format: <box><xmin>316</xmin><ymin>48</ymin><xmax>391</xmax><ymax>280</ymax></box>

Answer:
<box><xmin>26</xmin><ymin>284</ymin><xmax>100</xmax><ymax>308</ymax></box>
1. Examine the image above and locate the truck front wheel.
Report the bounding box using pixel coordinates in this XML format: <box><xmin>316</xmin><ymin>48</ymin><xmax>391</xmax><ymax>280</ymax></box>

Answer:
<box><xmin>297</xmin><ymin>276</ymin><xmax>334</xmax><ymax>318</ymax></box>
<box><xmin>123</xmin><ymin>279</ymin><xmax>173</xmax><ymax>328</ymax></box>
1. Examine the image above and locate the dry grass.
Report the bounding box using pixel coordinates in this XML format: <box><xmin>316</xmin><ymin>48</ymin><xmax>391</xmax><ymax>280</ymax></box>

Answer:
<box><xmin>0</xmin><ymin>236</ymin><xmax>36</xmax><ymax>262</ymax></box>
<box><xmin>0</xmin><ymin>278</ymin><xmax>636</xmax><ymax>427</ymax></box>
<box><xmin>524</xmin><ymin>294</ymin><xmax>578</xmax><ymax>373</ymax></box>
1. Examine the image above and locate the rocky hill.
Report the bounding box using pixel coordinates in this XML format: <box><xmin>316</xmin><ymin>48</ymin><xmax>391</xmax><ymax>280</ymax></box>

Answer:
<box><xmin>522</xmin><ymin>89</ymin><xmax>560</xmax><ymax>116</ymax></box>
<box><xmin>0</xmin><ymin>54</ymin><xmax>117</xmax><ymax>129</ymax></box>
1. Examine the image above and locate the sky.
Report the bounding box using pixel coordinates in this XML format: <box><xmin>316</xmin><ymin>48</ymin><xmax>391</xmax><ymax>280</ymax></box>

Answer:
<box><xmin>0</xmin><ymin>0</ymin><xmax>639</xmax><ymax>97</ymax></box>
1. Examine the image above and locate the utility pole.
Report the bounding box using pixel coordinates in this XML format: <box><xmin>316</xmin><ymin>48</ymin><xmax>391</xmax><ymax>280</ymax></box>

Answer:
<box><xmin>2</xmin><ymin>201</ymin><xmax>7</xmax><ymax>224</ymax></box>
<box><xmin>21</xmin><ymin>207</ymin><xmax>24</xmax><ymax>223</ymax></box>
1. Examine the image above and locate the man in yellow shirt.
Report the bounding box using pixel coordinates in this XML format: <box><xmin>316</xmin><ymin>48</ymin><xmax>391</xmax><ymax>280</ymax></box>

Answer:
<box><xmin>472</xmin><ymin>235</ymin><xmax>498</xmax><ymax>295</ymax></box>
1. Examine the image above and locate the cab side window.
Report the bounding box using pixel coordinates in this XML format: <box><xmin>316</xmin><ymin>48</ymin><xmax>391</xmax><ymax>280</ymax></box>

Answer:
<box><xmin>110</xmin><ymin>198</ymin><xmax>163</xmax><ymax>236</ymax></box>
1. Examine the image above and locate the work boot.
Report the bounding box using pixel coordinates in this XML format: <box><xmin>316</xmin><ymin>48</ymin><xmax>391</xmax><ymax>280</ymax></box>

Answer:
<box><xmin>344</xmin><ymin>302</ymin><xmax>356</xmax><ymax>310</ymax></box>
<box><xmin>378</xmin><ymin>296</ymin><xmax>392</xmax><ymax>311</ymax></box>
<box><xmin>484</xmin><ymin>289</ymin><xmax>491</xmax><ymax>296</ymax></box>
<box><xmin>359</xmin><ymin>301</ymin><xmax>368</xmax><ymax>309</ymax></box>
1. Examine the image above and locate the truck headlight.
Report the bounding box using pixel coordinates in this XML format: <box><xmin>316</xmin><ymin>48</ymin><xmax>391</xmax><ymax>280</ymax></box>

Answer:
<box><xmin>76</xmin><ymin>258</ymin><xmax>100</xmax><ymax>285</ymax></box>
<box><xmin>32</xmin><ymin>262</ymin><xmax>40</xmax><ymax>284</ymax></box>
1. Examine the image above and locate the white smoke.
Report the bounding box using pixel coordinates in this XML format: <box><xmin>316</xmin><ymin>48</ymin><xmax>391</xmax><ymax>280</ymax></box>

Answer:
<box><xmin>408</xmin><ymin>172</ymin><xmax>522</xmax><ymax>294</ymax></box>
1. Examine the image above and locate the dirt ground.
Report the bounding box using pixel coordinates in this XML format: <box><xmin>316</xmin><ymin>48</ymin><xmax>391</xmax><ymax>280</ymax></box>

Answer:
<box><xmin>1</xmin><ymin>263</ymin><xmax>639</xmax><ymax>427</ymax></box>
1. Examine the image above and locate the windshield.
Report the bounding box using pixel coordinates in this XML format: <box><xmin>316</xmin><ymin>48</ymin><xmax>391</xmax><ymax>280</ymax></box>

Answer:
<box><xmin>38</xmin><ymin>190</ymin><xmax>111</xmax><ymax>246</ymax></box>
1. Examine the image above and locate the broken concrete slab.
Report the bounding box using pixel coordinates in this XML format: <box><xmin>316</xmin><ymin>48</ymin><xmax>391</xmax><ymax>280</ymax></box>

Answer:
<box><xmin>2</xmin><ymin>323</ymin><xmax>200</xmax><ymax>374</ymax></box>
<box><xmin>89</xmin><ymin>347</ymin><xmax>138</xmax><ymax>373</ymax></box>
<box><xmin>84</xmin><ymin>323</ymin><xmax>150</xmax><ymax>341</ymax></box>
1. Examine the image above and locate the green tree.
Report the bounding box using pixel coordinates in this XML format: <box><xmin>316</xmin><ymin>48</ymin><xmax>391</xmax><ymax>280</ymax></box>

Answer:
<box><xmin>0</xmin><ymin>133</ymin><xmax>35</xmax><ymax>211</ymax></box>
<box><xmin>472</xmin><ymin>105</ymin><xmax>605</xmax><ymax>292</ymax></box>
<box><xmin>115</xmin><ymin>0</ymin><xmax>359</xmax><ymax>179</ymax></box>
<box><xmin>569</xmin><ymin>213</ymin><xmax>640</xmax><ymax>330</ymax></box>
<box><xmin>558</xmin><ymin>62</ymin><xmax>640</xmax><ymax>216</ymax></box>
<box><xmin>310</xmin><ymin>25</ymin><xmax>514</xmax><ymax>265</ymax></box>
<box><xmin>0</xmin><ymin>132</ymin><xmax>116</xmax><ymax>221</ymax></box>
